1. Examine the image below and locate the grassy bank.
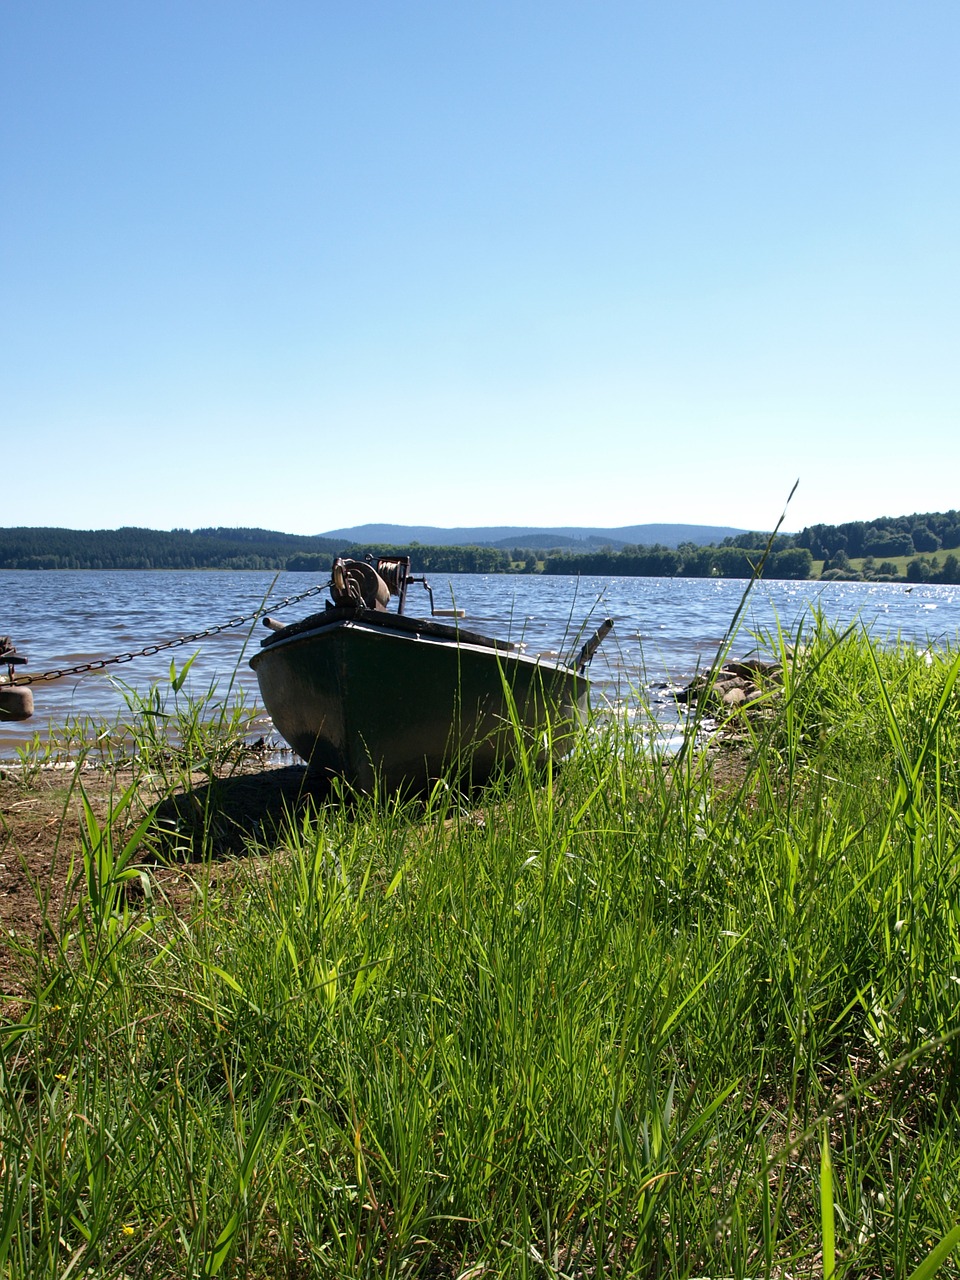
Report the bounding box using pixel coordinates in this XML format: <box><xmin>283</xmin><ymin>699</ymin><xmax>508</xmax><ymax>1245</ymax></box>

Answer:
<box><xmin>2</xmin><ymin>622</ymin><xmax>960</xmax><ymax>1278</ymax></box>
<box><xmin>814</xmin><ymin>553</ymin><xmax>954</xmax><ymax>581</ymax></box>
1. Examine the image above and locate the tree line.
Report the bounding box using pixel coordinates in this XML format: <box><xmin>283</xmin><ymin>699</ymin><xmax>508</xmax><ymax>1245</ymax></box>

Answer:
<box><xmin>793</xmin><ymin>510</ymin><xmax>960</xmax><ymax>560</ymax></box>
<box><xmin>0</xmin><ymin>526</ymin><xmax>340</xmax><ymax>571</ymax></box>
<box><xmin>2</xmin><ymin>512</ymin><xmax>959</xmax><ymax>581</ymax></box>
<box><xmin>0</xmin><ymin>527</ymin><xmax>512</xmax><ymax>574</ymax></box>
<box><xmin>540</xmin><ymin>545</ymin><xmax>814</xmax><ymax>579</ymax></box>
<box><xmin>719</xmin><ymin>510</ymin><xmax>960</xmax><ymax>583</ymax></box>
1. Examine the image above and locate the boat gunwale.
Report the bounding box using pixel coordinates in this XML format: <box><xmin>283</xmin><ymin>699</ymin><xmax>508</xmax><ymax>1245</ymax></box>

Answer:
<box><xmin>257</xmin><ymin>604</ymin><xmax>519</xmax><ymax>651</ymax></box>
<box><xmin>250</xmin><ymin>612</ymin><xmax>581</xmax><ymax>677</ymax></box>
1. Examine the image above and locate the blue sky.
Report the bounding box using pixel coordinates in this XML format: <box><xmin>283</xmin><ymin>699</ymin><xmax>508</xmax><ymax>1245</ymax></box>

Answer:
<box><xmin>3</xmin><ymin>2</ymin><xmax>958</xmax><ymax>536</ymax></box>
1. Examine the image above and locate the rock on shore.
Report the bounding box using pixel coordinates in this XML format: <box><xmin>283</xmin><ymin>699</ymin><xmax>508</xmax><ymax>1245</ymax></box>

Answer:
<box><xmin>675</xmin><ymin>657</ymin><xmax>783</xmax><ymax>711</ymax></box>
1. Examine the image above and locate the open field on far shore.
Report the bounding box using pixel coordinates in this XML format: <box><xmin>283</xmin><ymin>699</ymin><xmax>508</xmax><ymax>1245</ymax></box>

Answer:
<box><xmin>3</xmin><ymin>619</ymin><xmax>960</xmax><ymax>1279</ymax></box>
<box><xmin>811</xmin><ymin>552</ymin><xmax>960</xmax><ymax>581</ymax></box>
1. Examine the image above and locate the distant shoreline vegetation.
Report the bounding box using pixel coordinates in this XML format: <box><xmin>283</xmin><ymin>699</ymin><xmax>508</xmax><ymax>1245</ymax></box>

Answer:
<box><xmin>1</xmin><ymin>511</ymin><xmax>959</xmax><ymax>582</ymax></box>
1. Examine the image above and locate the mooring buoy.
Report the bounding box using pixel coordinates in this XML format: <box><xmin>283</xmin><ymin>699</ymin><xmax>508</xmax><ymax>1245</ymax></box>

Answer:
<box><xmin>0</xmin><ymin>684</ymin><xmax>34</xmax><ymax>721</ymax></box>
<box><xmin>0</xmin><ymin>636</ymin><xmax>33</xmax><ymax>720</ymax></box>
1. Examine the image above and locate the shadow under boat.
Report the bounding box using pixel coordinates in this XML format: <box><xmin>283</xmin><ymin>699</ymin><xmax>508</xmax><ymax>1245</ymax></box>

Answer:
<box><xmin>153</xmin><ymin>764</ymin><xmax>330</xmax><ymax>861</ymax></box>
<box><xmin>249</xmin><ymin>554</ymin><xmax>613</xmax><ymax>796</ymax></box>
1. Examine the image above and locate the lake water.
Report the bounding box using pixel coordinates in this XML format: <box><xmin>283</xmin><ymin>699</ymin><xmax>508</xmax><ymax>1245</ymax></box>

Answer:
<box><xmin>3</xmin><ymin>569</ymin><xmax>960</xmax><ymax>756</ymax></box>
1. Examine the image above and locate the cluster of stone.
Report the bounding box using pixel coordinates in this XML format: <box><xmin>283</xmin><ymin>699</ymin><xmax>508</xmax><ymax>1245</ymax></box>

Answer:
<box><xmin>675</xmin><ymin>657</ymin><xmax>783</xmax><ymax>712</ymax></box>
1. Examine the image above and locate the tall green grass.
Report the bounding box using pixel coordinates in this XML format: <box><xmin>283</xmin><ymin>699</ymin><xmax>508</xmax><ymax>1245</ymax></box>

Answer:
<box><xmin>3</xmin><ymin>619</ymin><xmax>960</xmax><ymax>1277</ymax></box>
<box><xmin>8</xmin><ymin>653</ymin><xmax>258</xmax><ymax>791</ymax></box>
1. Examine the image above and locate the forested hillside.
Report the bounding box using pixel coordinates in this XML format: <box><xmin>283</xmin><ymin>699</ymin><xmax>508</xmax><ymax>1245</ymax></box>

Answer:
<box><xmin>2</xmin><ymin>511</ymin><xmax>959</xmax><ymax>581</ymax></box>
<box><xmin>795</xmin><ymin>510</ymin><xmax>960</xmax><ymax>558</ymax></box>
<box><xmin>0</xmin><ymin>527</ymin><xmax>510</xmax><ymax>574</ymax></box>
<box><xmin>771</xmin><ymin>510</ymin><xmax>960</xmax><ymax>582</ymax></box>
<box><xmin>0</xmin><ymin>527</ymin><xmax>344</xmax><ymax>570</ymax></box>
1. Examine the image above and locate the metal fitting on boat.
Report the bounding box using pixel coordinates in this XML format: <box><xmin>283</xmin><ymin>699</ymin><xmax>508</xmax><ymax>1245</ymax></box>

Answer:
<box><xmin>330</xmin><ymin>558</ymin><xmax>391</xmax><ymax>610</ymax></box>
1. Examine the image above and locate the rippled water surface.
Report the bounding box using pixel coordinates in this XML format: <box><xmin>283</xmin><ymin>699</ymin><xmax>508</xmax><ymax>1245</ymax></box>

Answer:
<box><xmin>3</xmin><ymin>569</ymin><xmax>960</xmax><ymax>754</ymax></box>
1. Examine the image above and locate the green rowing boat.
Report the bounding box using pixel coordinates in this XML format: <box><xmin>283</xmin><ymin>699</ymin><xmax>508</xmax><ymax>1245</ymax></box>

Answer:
<box><xmin>250</xmin><ymin>556</ymin><xmax>612</xmax><ymax>794</ymax></box>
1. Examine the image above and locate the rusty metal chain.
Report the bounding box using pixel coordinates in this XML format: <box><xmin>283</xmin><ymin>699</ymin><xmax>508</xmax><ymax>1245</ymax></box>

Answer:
<box><xmin>11</xmin><ymin>580</ymin><xmax>332</xmax><ymax>686</ymax></box>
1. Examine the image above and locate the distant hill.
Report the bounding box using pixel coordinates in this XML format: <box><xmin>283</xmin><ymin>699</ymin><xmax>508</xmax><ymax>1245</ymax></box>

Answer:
<box><xmin>317</xmin><ymin>523</ymin><xmax>748</xmax><ymax>551</ymax></box>
<box><xmin>4</xmin><ymin>511</ymin><xmax>958</xmax><ymax>581</ymax></box>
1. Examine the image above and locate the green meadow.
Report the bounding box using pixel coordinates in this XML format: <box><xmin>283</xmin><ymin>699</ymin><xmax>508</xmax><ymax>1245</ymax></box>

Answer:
<box><xmin>3</xmin><ymin>615</ymin><xmax>960</xmax><ymax>1278</ymax></box>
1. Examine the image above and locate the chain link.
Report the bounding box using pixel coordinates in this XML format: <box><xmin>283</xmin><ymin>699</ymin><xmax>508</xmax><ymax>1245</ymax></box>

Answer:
<box><xmin>10</xmin><ymin>580</ymin><xmax>332</xmax><ymax>686</ymax></box>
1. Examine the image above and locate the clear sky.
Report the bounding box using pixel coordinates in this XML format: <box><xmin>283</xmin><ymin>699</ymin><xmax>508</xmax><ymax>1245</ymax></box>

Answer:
<box><xmin>3</xmin><ymin>2</ymin><xmax>958</xmax><ymax>536</ymax></box>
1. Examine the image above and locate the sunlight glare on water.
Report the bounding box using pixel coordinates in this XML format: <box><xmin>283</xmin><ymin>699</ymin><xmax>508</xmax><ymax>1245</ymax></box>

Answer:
<box><xmin>2</xmin><ymin>570</ymin><xmax>959</xmax><ymax>754</ymax></box>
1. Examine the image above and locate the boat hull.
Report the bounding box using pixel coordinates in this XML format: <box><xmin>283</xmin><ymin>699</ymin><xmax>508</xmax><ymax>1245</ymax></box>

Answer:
<box><xmin>250</xmin><ymin>611</ymin><xmax>588</xmax><ymax>793</ymax></box>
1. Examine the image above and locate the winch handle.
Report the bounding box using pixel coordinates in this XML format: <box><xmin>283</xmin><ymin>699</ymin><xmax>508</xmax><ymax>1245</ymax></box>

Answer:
<box><xmin>406</xmin><ymin>575</ymin><xmax>466</xmax><ymax>619</ymax></box>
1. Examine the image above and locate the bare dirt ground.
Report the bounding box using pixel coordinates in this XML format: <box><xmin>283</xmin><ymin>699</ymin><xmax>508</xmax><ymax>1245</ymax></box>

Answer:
<box><xmin>0</xmin><ymin>759</ymin><xmax>331</xmax><ymax>1001</ymax></box>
